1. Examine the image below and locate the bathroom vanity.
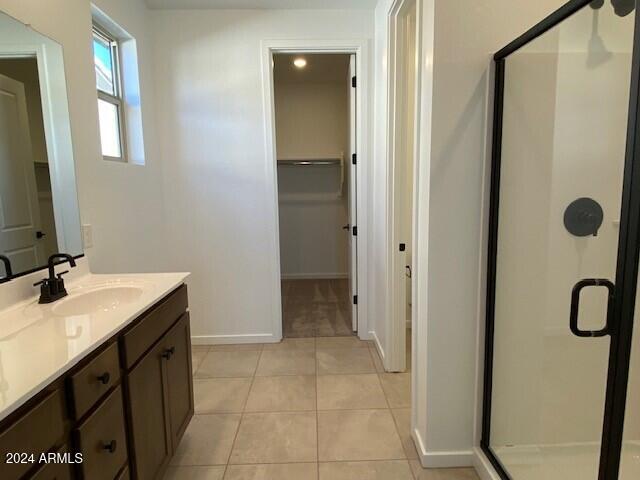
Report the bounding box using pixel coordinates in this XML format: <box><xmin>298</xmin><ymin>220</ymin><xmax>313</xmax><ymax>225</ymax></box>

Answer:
<box><xmin>0</xmin><ymin>263</ymin><xmax>192</xmax><ymax>480</ymax></box>
<box><xmin>0</xmin><ymin>8</ymin><xmax>197</xmax><ymax>479</ymax></box>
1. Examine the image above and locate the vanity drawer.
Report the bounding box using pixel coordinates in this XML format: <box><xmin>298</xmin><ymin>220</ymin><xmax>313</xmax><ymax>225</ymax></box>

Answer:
<box><xmin>69</xmin><ymin>342</ymin><xmax>120</xmax><ymax>420</ymax></box>
<box><xmin>121</xmin><ymin>285</ymin><xmax>188</xmax><ymax>369</ymax></box>
<box><xmin>75</xmin><ymin>386</ymin><xmax>127</xmax><ymax>480</ymax></box>
<box><xmin>0</xmin><ymin>389</ymin><xmax>66</xmax><ymax>480</ymax></box>
<box><xmin>29</xmin><ymin>445</ymin><xmax>73</xmax><ymax>480</ymax></box>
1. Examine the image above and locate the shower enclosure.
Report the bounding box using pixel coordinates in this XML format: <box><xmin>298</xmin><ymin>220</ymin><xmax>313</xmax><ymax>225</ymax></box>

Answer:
<box><xmin>482</xmin><ymin>1</ymin><xmax>640</xmax><ymax>479</ymax></box>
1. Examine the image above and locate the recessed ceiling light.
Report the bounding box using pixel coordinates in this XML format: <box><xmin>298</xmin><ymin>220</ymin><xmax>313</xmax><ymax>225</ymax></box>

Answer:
<box><xmin>293</xmin><ymin>57</ymin><xmax>307</xmax><ymax>69</ymax></box>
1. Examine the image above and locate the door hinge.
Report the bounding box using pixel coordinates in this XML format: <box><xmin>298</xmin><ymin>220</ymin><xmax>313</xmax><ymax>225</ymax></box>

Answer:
<box><xmin>352</xmin><ymin>153</ymin><xmax>357</xmax><ymax>165</ymax></box>
<box><xmin>352</xmin><ymin>76</ymin><xmax>356</xmax><ymax>88</ymax></box>
<box><xmin>353</xmin><ymin>295</ymin><xmax>358</xmax><ymax>305</ymax></box>
<box><xmin>352</xmin><ymin>226</ymin><xmax>358</xmax><ymax>236</ymax></box>
<box><xmin>399</xmin><ymin>243</ymin><xmax>406</xmax><ymax>252</ymax></box>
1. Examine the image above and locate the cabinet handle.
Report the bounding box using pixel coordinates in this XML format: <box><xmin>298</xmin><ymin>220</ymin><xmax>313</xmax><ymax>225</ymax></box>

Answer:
<box><xmin>162</xmin><ymin>347</ymin><xmax>176</xmax><ymax>360</ymax></box>
<box><xmin>97</xmin><ymin>372</ymin><xmax>111</xmax><ymax>385</ymax></box>
<box><xmin>102</xmin><ymin>440</ymin><xmax>117</xmax><ymax>453</ymax></box>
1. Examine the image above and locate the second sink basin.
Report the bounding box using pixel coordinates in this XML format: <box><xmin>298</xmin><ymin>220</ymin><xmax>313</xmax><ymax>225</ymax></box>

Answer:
<box><xmin>52</xmin><ymin>285</ymin><xmax>144</xmax><ymax>317</ymax></box>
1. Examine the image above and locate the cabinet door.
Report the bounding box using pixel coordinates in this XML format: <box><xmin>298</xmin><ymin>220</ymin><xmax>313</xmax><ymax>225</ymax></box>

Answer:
<box><xmin>125</xmin><ymin>341</ymin><xmax>171</xmax><ymax>480</ymax></box>
<box><xmin>163</xmin><ymin>313</ymin><xmax>194</xmax><ymax>451</ymax></box>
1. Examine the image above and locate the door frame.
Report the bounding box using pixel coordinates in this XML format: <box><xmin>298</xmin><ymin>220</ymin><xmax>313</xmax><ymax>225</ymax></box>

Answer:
<box><xmin>481</xmin><ymin>1</ymin><xmax>640</xmax><ymax>479</ymax></box>
<box><xmin>386</xmin><ymin>0</ymin><xmax>421</xmax><ymax>373</ymax></box>
<box><xmin>0</xmin><ymin>44</ymin><xmax>81</xmax><ymax>256</ymax></box>
<box><xmin>260</xmin><ymin>39</ymin><xmax>371</xmax><ymax>341</ymax></box>
<box><xmin>0</xmin><ymin>71</ymin><xmax>45</xmax><ymax>266</ymax></box>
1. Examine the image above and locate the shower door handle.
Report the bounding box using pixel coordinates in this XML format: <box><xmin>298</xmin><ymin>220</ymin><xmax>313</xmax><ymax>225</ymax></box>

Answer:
<box><xmin>570</xmin><ymin>278</ymin><xmax>615</xmax><ymax>337</ymax></box>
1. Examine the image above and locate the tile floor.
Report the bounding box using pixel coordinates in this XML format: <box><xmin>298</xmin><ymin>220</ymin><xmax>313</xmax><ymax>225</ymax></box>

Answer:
<box><xmin>281</xmin><ymin>279</ymin><xmax>353</xmax><ymax>337</ymax></box>
<box><xmin>164</xmin><ymin>336</ymin><xmax>480</xmax><ymax>480</ymax></box>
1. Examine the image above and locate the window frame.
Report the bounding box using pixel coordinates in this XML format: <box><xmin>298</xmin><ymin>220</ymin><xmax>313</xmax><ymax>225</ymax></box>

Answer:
<box><xmin>92</xmin><ymin>23</ymin><xmax>128</xmax><ymax>163</ymax></box>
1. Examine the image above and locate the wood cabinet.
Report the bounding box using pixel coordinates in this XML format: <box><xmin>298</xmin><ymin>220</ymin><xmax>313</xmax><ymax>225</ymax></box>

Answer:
<box><xmin>163</xmin><ymin>314</ymin><xmax>194</xmax><ymax>452</ymax></box>
<box><xmin>74</xmin><ymin>386</ymin><xmax>128</xmax><ymax>480</ymax></box>
<box><xmin>0</xmin><ymin>285</ymin><xmax>192</xmax><ymax>480</ymax></box>
<box><xmin>125</xmin><ymin>339</ymin><xmax>172</xmax><ymax>479</ymax></box>
<box><xmin>126</xmin><ymin>312</ymin><xmax>194</xmax><ymax>479</ymax></box>
<box><xmin>30</xmin><ymin>446</ymin><xmax>73</xmax><ymax>480</ymax></box>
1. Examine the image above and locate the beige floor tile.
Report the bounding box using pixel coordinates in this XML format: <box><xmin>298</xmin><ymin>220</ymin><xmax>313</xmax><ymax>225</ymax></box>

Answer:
<box><xmin>379</xmin><ymin>373</ymin><xmax>411</xmax><ymax>408</ymax></box>
<box><xmin>229</xmin><ymin>412</ymin><xmax>317</xmax><ymax>464</ymax></box>
<box><xmin>317</xmin><ymin>409</ymin><xmax>405</xmax><ymax>461</ymax></box>
<box><xmin>391</xmin><ymin>408</ymin><xmax>418</xmax><ymax>459</ymax></box>
<box><xmin>224</xmin><ymin>463</ymin><xmax>318</xmax><ymax>480</ymax></box>
<box><xmin>262</xmin><ymin>338</ymin><xmax>316</xmax><ymax>351</ymax></box>
<box><xmin>209</xmin><ymin>343</ymin><xmax>263</xmax><ymax>352</ymax></box>
<box><xmin>368</xmin><ymin>346</ymin><xmax>385</xmax><ymax>373</ymax></box>
<box><xmin>192</xmin><ymin>347</ymin><xmax>210</xmax><ymax>374</ymax></box>
<box><xmin>316</xmin><ymin>348</ymin><xmax>376</xmax><ymax>375</ymax></box>
<box><xmin>317</xmin><ymin>374</ymin><xmax>387</xmax><ymax>410</ymax></box>
<box><xmin>163</xmin><ymin>465</ymin><xmax>225</xmax><ymax>479</ymax></box>
<box><xmin>171</xmin><ymin>414</ymin><xmax>240</xmax><ymax>466</ymax></box>
<box><xmin>195</xmin><ymin>350</ymin><xmax>260</xmax><ymax>378</ymax></box>
<box><xmin>194</xmin><ymin>378</ymin><xmax>252</xmax><ymax>413</ymax></box>
<box><xmin>319</xmin><ymin>460</ymin><xmax>414</xmax><ymax>480</ymax></box>
<box><xmin>245</xmin><ymin>375</ymin><xmax>316</xmax><ymax>412</ymax></box>
<box><xmin>255</xmin><ymin>349</ymin><xmax>316</xmax><ymax>376</ymax></box>
<box><xmin>316</xmin><ymin>336</ymin><xmax>370</xmax><ymax>350</ymax></box>
<box><xmin>409</xmin><ymin>461</ymin><xmax>480</xmax><ymax>480</ymax></box>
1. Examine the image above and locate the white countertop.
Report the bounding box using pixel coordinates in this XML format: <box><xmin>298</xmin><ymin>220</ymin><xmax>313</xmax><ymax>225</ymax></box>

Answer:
<box><xmin>0</xmin><ymin>261</ymin><xmax>189</xmax><ymax>421</ymax></box>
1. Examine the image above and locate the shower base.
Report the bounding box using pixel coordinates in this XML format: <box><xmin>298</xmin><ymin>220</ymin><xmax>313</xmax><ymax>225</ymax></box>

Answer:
<box><xmin>492</xmin><ymin>442</ymin><xmax>640</xmax><ymax>480</ymax></box>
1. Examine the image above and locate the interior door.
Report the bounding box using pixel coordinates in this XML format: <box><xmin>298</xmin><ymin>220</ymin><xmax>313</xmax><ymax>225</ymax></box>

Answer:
<box><xmin>0</xmin><ymin>72</ymin><xmax>43</xmax><ymax>272</ymax></box>
<box><xmin>348</xmin><ymin>54</ymin><xmax>358</xmax><ymax>332</ymax></box>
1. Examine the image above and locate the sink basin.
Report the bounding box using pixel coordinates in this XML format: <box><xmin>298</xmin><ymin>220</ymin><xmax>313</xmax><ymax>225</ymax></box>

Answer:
<box><xmin>52</xmin><ymin>286</ymin><xmax>144</xmax><ymax>317</ymax></box>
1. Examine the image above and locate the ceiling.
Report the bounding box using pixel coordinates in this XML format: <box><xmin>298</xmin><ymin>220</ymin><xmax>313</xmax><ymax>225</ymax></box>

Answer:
<box><xmin>145</xmin><ymin>0</ymin><xmax>377</xmax><ymax>9</ymax></box>
<box><xmin>273</xmin><ymin>54</ymin><xmax>350</xmax><ymax>84</ymax></box>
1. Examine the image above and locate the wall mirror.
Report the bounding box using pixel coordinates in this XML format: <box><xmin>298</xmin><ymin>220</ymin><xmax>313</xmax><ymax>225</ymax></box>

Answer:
<box><xmin>0</xmin><ymin>10</ymin><xmax>82</xmax><ymax>282</ymax></box>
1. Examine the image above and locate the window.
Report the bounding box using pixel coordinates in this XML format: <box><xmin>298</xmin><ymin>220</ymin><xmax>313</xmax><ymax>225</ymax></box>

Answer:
<box><xmin>93</xmin><ymin>24</ymin><xmax>126</xmax><ymax>161</ymax></box>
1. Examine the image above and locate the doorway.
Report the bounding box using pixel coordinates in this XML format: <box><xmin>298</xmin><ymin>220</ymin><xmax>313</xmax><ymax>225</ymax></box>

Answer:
<box><xmin>482</xmin><ymin>1</ymin><xmax>640</xmax><ymax>479</ymax></box>
<box><xmin>0</xmin><ymin>56</ymin><xmax>59</xmax><ymax>275</ymax></box>
<box><xmin>389</xmin><ymin>0</ymin><xmax>418</xmax><ymax>372</ymax></box>
<box><xmin>272</xmin><ymin>53</ymin><xmax>358</xmax><ymax>338</ymax></box>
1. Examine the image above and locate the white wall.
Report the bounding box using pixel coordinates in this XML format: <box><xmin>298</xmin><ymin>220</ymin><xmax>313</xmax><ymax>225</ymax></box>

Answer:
<box><xmin>152</xmin><ymin>9</ymin><xmax>374</xmax><ymax>342</ymax></box>
<box><xmin>88</xmin><ymin>0</ymin><xmax>167</xmax><ymax>273</ymax></box>
<box><xmin>275</xmin><ymin>79</ymin><xmax>350</xmax><ymax>278</ymax></box>
<box><xmin>0</xmin><ymin>0</ymin><xmax>168</xmax><ymax>275</ymax></box>
<box><xmin>370</xmin><ymin>0</ymin><xmax>393</xmax><ymax>369</ymax></box>
<box><xmin>425</xmin><ymin>0</ymin><xmax>570</xmax><ymax>464</ymax></box>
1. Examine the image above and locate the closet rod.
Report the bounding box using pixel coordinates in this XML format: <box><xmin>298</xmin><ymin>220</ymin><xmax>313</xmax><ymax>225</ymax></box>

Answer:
<box><xmin>277</xmin><ymin>159</ymin><xmax>341</xmax><ymax>166</ymax></box>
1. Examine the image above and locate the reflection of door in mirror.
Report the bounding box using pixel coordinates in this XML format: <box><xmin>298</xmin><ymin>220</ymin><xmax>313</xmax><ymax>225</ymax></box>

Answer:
<box><xmin>0</xmin><ymin>58</ymin><xmax>59</xmax><ymax>274</ymax></box>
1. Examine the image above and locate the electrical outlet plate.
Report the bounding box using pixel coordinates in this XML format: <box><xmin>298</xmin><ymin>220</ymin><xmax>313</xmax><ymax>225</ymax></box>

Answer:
<box><xmin>82</xmin><ymin>224</ymin><xmax>93</xmax><ymax>248</ymax></box>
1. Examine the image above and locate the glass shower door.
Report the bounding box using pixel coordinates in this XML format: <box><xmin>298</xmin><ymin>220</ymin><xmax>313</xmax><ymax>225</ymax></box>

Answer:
<box><xmin>483</xmin><ymin>2</ymin><xmax>637</xmax><ymax>480</ymax></box>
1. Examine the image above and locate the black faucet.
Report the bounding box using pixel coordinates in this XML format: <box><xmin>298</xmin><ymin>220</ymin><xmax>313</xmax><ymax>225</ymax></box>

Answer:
<box><xmin>34</xmin><ymin>254</ymin><xmax>77</xmax><ymax>304</ymax></box>
<box><xmin>0</xmin><ymin>255</ymin><xmax>12</xmax><ymax>280</ymax></box>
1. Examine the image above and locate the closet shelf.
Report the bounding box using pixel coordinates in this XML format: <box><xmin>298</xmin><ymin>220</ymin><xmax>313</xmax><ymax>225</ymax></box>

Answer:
<box><xmin>277</xmin><ymin>153</ymin><xmax>345</xmax><ymax>198</ymax></box>
<box><xmin>277</xmin><ymin>157</ymin><xmax>342</xmax><ymax>166</ymax></box>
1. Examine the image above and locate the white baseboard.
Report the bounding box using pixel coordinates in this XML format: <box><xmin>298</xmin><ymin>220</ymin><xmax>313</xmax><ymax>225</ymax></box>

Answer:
<box><xmin>191</xmin><ymin>333</ymin><xmax>280</xmax><ymax>345</ymax></box>
<box><xmin>411</xmin><ymin>428</ymin><xmax>474</xmax><ymax>468</ymax></box>
<box><xmin>370</xmin><ymin>330</ymin><xmax>386</xmax><ymax>369</ymax></box>
<box><xmin>473</xmin><ymin>447</ymin><xmax>502</xmax><ymax>480</ymax></box>
<box><xmin>280</xmin><ymin>272</ymin><xmax>348</xmax><ymax>280</ymax></box>
<box><xmin>419</xmin><ymin>450</ymin><xmax>475</xmax><ymax>468</ymax></box>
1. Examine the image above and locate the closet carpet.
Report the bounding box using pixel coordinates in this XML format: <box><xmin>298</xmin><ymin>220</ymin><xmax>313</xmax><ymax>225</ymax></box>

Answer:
<box><xmin>281</xmin><ymin>279</ymin><xmax>353</xmax><ymax>338</ymax></box>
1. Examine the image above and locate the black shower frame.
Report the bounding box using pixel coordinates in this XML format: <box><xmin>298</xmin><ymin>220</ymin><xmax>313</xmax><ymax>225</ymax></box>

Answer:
<box><xmin>481</xmin><ymin>1</ymin><xmax>640</xmax><ymax>479</ymax></box>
